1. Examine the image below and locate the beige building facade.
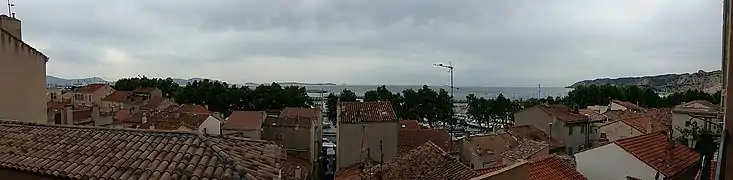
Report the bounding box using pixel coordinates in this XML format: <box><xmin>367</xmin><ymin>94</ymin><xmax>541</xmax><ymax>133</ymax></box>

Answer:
<box><xmin>336</xmin><ymin>102</ymin><xmax>399</xmax><ymax>169</ymax></box>
<box><xmin>514</xmin><ymin>105</ymin><xmax>596</xmax><ymax>154</ymax></box>
<box><xmin>0</xmin><ymin>15</ymin><xmax>48</xmax><ymax>123</ymax></box>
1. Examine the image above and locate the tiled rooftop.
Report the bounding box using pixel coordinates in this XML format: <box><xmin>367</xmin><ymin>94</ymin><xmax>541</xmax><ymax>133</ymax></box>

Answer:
<box><xmin>538</xmin><ymin>105</ymin><xmax>589</xmax><ymax>123</ymax></box>
<box><xmin>338</xmin><ymin>101</ymin><xmax>397</xmax><ymax>124</ymax></box>
<box><xmin>132</xmin><ymin>87</ymin><xmax>159</xmax><ymax>94</ymax></box>
<box><xmin>264</xmin><ymin>116</ymin><xmax>313</xmax><ymax>128</ymax></box>
<box><xmin>368</xmin><ymin>141</ymin><xmax>479</xmax><ymax>180</ymax></box>
<box><xmin>501</xmin><ymin>139</ymin><xmax>548</xmax><ymax>161</ymax></box>
<box><xmin>612</xmin><ymin>100</ymin><xmax>648</xmax><ymax>112</ymax></box>
<box><xmin>280</xmin><ymin>107</ymin><xmax>320</xmax><ymax>119</ymax></box>
<box><xmin>578</xmin><ymin>109</ymin><xmax>608</xmax><ymax>122</ymax></box>
<box><xmin>398</xmin><ymin>129</ymin><xmax>457</xmax><ymax>154</ymax></box>
<box><xmin>509</xmin><ymin>125</ymin><xmax>564</xmax><ymax>150</ymax></box>
<box><xmin>46</xmin><ymin>102</ymin><xmax>65</xmax><ymax>111</ymax></box>
<box><xmin>103</xmin><ymin>91</ymin><xmax>132</xmax><ymax>103</ymax></box>
<box><xmin>615</xmin><ymin>132</ymin><xmax>700</xmax><ymax>178</ymax></box>
<box><xmin>465</xmin><ymin>132</ymin><xmax>519</xmax><ymax>162</ymax></box>
<box><xmin>223</xmin><ymin>111</ymin><xmax>265</xmax><ymax>131</ymax></box>
<box><xmin>529</xmin><ymin>155</ymin><xmax>587</xmax><ymax>180</ymax></box>
<box><xmin>475</xmin><ymin>164</ymin><xmax>508</xmax><ymax>175</ymax></box>
<box><xmin>612</xmin><ymin>116</ymin><xmax>667</xmax><ymax>133</ymax></box>
<box><xmin>399</xmin><ymin>120</ymin><xmax>420</xmax><ymax>130</ymax></box>
<box><xmin>0</xmin><ymin>120</ymin><xmax>285</xmax><ymax>180</ymax></box>
<box><xmin>74</xmin><ymin>84</ymin><xmax>108</xmax><ymax>93</ymax></box>
<box><xmin>178</xmin><ymin>104</ymin><xmax>213</xmax><ymax>116</ymax></box>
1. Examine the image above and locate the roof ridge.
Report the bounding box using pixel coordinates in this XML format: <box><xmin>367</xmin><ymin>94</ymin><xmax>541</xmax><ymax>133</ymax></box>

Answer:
<box><xmin>0</xmin><ymin>119</ymin><xmax>202</xmax><ymax>135</ymax></box>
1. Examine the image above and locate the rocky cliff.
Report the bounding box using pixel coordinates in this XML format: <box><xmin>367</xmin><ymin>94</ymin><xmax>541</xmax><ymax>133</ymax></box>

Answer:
<box><xmin>569</xmin><ymin>70</ymin><xmax>722</xmax><ymax>94</ymax></box>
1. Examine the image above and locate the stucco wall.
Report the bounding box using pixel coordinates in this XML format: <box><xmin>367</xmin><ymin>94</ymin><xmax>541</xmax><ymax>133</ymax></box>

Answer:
<box><xmin>514</xmin><ymin>106</ymin><xmax>591</xmax><ymax>154</ymax></box>
<box><xmin>514</xmin><ymin>106</ymin><xmax>553</xmax><ymax>132</ymax></box>
<box><xmin>599</xmin><ymin>121</ymin><xmax>643</xmax><ymax>142</ymax></box>
<box><xmin>198</xmin><ymin>116</ymin><xmax>221</xmax><ymax>135</ymax></box>
<box><xmin>45</xmin><ymin>88</ymin><xmax>61</xmax><ymax>102</ymax></box>
<box><xmin>263</xmin><ymin>126</ymin><xmax>312</xmax><ymax>151</ymax></box>
<box><xmin>609</xmin><ymin>102</ymin><xmax>627</xmax><ymax>111</ymax></box>
<box><xmin>336</xmin><ymin>122</ymin><xmax>398</xmax><ymax>169</ymax></box>
<box><xmin>672</xmin><ymin>113</ymin><xmax>724</xmax><ymax>138</ymax></box>
<box><xmin>0</xmin><ymin>26</ymin><xmax>46</xmax><ymax>124</ymax></box>
<box><xmin>576</xmin><ymin>143</ymin><xmax>662</xmax><ymax>180</ymax></box>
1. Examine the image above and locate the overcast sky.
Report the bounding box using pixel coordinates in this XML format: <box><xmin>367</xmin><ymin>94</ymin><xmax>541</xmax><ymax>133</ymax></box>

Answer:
<box><xmin>13</xmin><ymin>0</ymin><xmax>724</xmax><ymax>86</ymax></box>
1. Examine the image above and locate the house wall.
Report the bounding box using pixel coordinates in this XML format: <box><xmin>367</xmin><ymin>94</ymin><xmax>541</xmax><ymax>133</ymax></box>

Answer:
<box><xmin>336</xmin><ymin>122</ymin><xmax>398</xmax><ymax>169</ymax></box>
<box><xmin>45</xmin><ymin>88</ymin><xmax>62</xmax><ymax>103</ymax></box>
<box><xmin>310</xmin><ymin>115</ymin><xmax>323</xmax><ymax>163</ymax></box>
<box><xmin>263</xmin><ymin>126</ymin><xmax>312</xmax><ymax>151</ymax></box>
<box><xmin>598</xmin><ymin>121</ymin><xmax>643</xmax><ymax>142</ymax></box>
<box><xmin>198</xmin><ymin>116</ymin><xmax>221</xmax><ymax>135</ymax></box>
<box><xmin>515</xmin><ymin>107</ymin><xmax>592</xmax><ymax>154</ymax></box>
<box><xmin>575</xmin><ymin>143</ymin><xmax>662</xmax><ymax>180</ymax></box>
<box><xmin>0</xmin><ymin>19</ymin><xmax>47</xmax><ymax>124</ymax></box>
<box><xmin>223</xmin><ymin>129</ymin><xmax>260</xmax><ymax>139</ymax></box>
<box><xmin>671</xmin><ymin>112</ymin><xmax>724</xmax><ymax>138</ymax></box>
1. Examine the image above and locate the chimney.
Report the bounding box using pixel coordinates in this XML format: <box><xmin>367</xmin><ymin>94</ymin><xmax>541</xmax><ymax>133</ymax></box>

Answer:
<box><xmin>63</xmin><ymin>106</ymin><xmax>73</xmax><ymax>125</ymax></box>
<box><xmin>204</xmin><ymin>104</ymin><xmax>209</xmax><ymax>110</ymax></box>
<box><xmin>0</xmin><ymin>15</ymin><xmax>22</xmax><ymax>39</ymax></box>
<box><xmin>294</xmin><ymin>166</ymin><xmax>302</xmax><ymax>179</ymax></box>
<box><xmin>174</xmin><ymin>111</ymin><xmax>181</xmax><ymax>119</ymax></box>
<box><xmin>646</xmin><ymin>120</ymin><xmax>653</xmax><ymax>134</ymax></box>
<box><xmin>142</xmin><ymin>116</ymin><xmax>148</xmax><ymax>124</ymax></box>
<box><xmin>92</xmin><ymin>106</ymin><xmax>100</xmax><ymax>125</ymax></box>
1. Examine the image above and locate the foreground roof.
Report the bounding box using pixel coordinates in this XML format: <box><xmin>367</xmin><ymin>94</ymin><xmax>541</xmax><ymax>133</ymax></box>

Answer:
<box><xmin>615</xmin><ymin>132</ymin><xmax>700</xmax><ymax>178</ymax></box>
<box><xmin>0</xmin><ymin>120</ymin><xmax>284</xmax><ymax>180</ymax></box>
<box><xmin>368</xmin><ymin>141</ymin><xmax>479</xmax><ymax>180</ymax></box>
<box><xmin>398</xmin><ymin>129</ymin><xmax>457</xmax><ymax>154</ymax></box>
<box><xmin>537</xmin><ymin>105</ymin><xmax>589</xmax><ymax>123</ymax></box>
<box><xmin>338</xmin><ymin>101</ymin><xmax>397</xmax><ymax>124</ymax></box>
<box><xmin>529</xmin><ymin>155</ymin><xmax>587</xmax><ymax>180</ymax></box>
<box><xmin>502</xmin><ymin>139</ymin><xmax>548</xmax><ymax>161</ymax></box>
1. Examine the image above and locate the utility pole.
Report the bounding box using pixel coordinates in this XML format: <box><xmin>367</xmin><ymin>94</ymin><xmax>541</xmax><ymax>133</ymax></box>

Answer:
<box><xmin>6</xmin><ymin>0</ymin><xmax>13</xmax><ymax>17</ymax></box>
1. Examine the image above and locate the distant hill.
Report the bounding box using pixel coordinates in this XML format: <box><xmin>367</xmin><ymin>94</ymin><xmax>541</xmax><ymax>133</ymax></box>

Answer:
<box><xmin>46</xmin><ymin>75</ymin><xmax>335</xmax><ymax>87</ymax></box>
<box><xmin>46</xmin><ymin>75</ymin><xmax>109</xmax><ymax>86</ymax></box>
<box><xmin>569</xmin><ymin>70</ymin><xmax>722</xmax><ymax>94</ymax></box>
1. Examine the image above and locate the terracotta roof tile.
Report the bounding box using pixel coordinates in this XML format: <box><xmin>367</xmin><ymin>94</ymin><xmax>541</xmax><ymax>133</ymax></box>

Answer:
<box><xmin>466</xmin><ymin>133</ymin><xmax>519</xmax><ymax>162</ymax></box>
<box><xmin>618</xmin><ymin>116</ymin><xmax>667</xmax><ymax>133</ymax></box>
<box><xmin>646</xmin><ymin>108</ymin><xmax>673</xmax><ymax>127</ymax></box>
<box><xmin>529</xmin><ymin>155</ymin><xmax>587</xmax><ymax>180</ymax></box>
<box><xmin>538</xmin><ymin>105</ymin><xmax>589</xmax><ymax>123</ymax></box>
<box><xmin>223</xmin><ymin>111</ymin><xmax>265</xmax><ymax>131</ymax></box>
<box><xmin>338</xmin><ymin>101</ymin><xmax>397</xmax><ymax>124</ymax></box>
<box><xmin>0</xmin><ymin>120</ymin><xmax>284</xmax><ymax>180</ymax></box>
<box><xmin>502</xmin><ymin>139</ymin><xmax>548</xmax><ymax>161</ymax></box>
<box><xmin>74</xmin><ymin>84</ymin><xmax>108</xmax><ymax>93</ymax></box>
<box><xmin>475</xmin><ymin>163</ymin><xmax>508</xmax><ymax>175</ymax></box>
<box><xmin>399</xmin><ymin>120</ymin><xmax>420</xmax><ymax>130</ymax></box>
<box><xmin>264</xmin><ymin>116</ymin><xmax>312</xmax><ymax>128</ymax></box>
<box><xmin>615</xmin><ymin>132</ymin><xmax>700</xmax><ymax>178</ymax></box>
<box><xmin>368</xmin><ymin>141</ymin><xmax>479</xmax><ymax>180</ymax></box>
<box><xmin>612</xmin><ymin>100</ymin><xmax>648</xmax><ymax>112</ymax></box>
<box><xmin>280</xmin><ymin>107</ymin><xmax>320</xmax><ymax>119</ymax></box>
<box><xmin>578</xmin><ymin>109</ymin><xmax>608</xmax><ymax>122</ymax></box>
<box><xmin>398</xmin><ymin>129</ymin><xmax>457</xmax><ymax>154</ymax></box>
<box><xmin>509</xmin><ymin>125</ymin><xmax>564</xmax><ymax>150</ymax></box>
<box><xmin>178</xmin><ymin>104</ymin><xmax>212</xmax><ymax>115</ymax></box>
<box><xmin>103</xmin><ymin>91</ymin><xmax>132</xmax><ymax>103</ymax></box>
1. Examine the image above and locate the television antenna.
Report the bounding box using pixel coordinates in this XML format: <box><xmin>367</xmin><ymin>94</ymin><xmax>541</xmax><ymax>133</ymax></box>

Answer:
<box><xmin>6</xmin><ymin>0</ymin><xmax>14</xmax><ymax>17</ymax></box>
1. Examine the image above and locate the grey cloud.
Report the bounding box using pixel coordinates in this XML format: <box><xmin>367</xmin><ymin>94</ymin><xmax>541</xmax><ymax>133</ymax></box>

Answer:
<box><xmin>12</xmin><ymin>0</ymin><xmax>725</xmax><ymax>86</ymax></box>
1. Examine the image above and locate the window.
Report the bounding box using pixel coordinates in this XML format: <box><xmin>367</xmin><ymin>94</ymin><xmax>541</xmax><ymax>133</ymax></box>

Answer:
<box><xmin>568</xmin><ymin>126</ymin><xmax>574</xmax><ymax>135</ymax></box>
<box><xmin>579</xmin><ymin>145</ymin><xmax>584</xmax><ymax>151</ymax></box>
<box><xmin>567</xmin><ymin>147</ymin><xmax>574</xmax><ymax>154</ymax></box>
<box><xmin>276</xmin><ymin>134</ymin><xmax>284</xmax><ymax>140</ymax></box>
<box><xmin>580</xmin><ymin>125</ymin><xmax>585</xmax><ymax>134</ymax></box>
<box><xmin>601</xmin><ymin>133</ymin><xmax>607</xmax><ymax>139</ymax></box>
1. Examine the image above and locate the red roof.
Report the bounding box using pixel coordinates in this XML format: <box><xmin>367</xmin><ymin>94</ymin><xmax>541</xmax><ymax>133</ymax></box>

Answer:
<box><xmin>475</xmin><ymin>164</ymin><xmax>508</xmax><ymax>175</ymax></box>
<box><xmin>695</xmin><ymin>161</ymin><xmax>717</xmax><ymax>180</ymax></box>
<box><xmin>224</xmin><ymin>111</ymin><xmax>265</xmax><ymax>131</ymax></box>
<box><xmin>264</xmin><ymin>116</ymin><xmax>313</xmax><ymax>128</ymax></box>
<box><xmin>529</xmin><ymin>155</ymin><xmax>587</xmax><ymax>180</ymax></box>
<box><xmin>280</xmin><ymin>107</ymin><xmax>320</xmax><ymax>119</ymax></box>
<box><xmin>618</xmin><ymin>116</ymin><xmax>667</xmax><ymax>133</ymax></box>
<box><xmin>369</xmin><ymin>141</ymin><xmax>479</xmax><ymax>180</ymax></box>
<box><xmin>75</xmin><ymin>84</ymin><xmax>108</xmax><ymax>93</ymax></box>
<box><xmin>398</xmin><ymin>129</ymin><xmax>457</xmax><ymax>154</ymax></box>
<box><xmin>338</xmin><ymin>101</ymin><xmax>397</xmax><ymax>124</ymax></box>
<box><xmin>538</xmin><ymin>105</ymin><xmax>589</xmax><ymax>123</ymax></box>
<box><xmin>612</xmin><ymin>100</ymin><xmax>648</xmax><ymax>112</ymax></box>
<box><xmin>615</xmin><ymin>132</ymin><xmax>700</xmax><ymax>178</ymax></box>
<box><xmin>102</xmin><ymin>91</ymin><xmax>132</xmax><ymax>102</ymax></box>
<box><xmin>399</xmin><ymin>120</ymin><xmax>420</xmax><ymax>130</ymax></box>
<box><xmin>178</xmin><ymin>104</ymin><xmax>212</xmax><ymax>115</ymax></box>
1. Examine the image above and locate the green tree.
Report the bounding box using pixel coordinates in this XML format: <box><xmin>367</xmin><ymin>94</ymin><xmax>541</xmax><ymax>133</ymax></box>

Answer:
<box><xmin>339</xmin><ymin>89</ymin><xmax>358</xmax><ymax>102</ymax></box>
<box><xmin>325</xmin><ymin>93</ymin><xmax>339</xmax><ymax>122</ymax></box>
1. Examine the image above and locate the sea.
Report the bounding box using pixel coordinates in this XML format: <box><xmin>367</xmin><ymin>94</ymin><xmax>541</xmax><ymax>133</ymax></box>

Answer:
<box><xmin>299</xmin><ymin>85</ymin><xmax>571</xmax><ymax>101</ymax></box>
